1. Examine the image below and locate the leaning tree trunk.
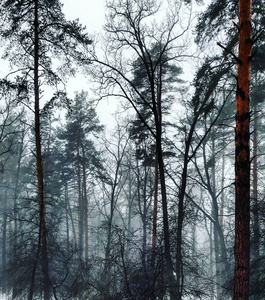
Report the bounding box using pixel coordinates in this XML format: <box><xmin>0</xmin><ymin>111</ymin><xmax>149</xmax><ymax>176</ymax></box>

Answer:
<box><xmin>234</xmin><ymin>0</ymin><xmax>252</xmax><ymax>299</ymax></box>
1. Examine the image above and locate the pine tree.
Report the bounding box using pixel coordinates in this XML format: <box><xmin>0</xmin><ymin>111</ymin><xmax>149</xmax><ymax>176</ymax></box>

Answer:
<box><xmin>58</xmin><ymin>91</ymin><xmax>103</xmax><ymax>261</ymax></box>
<box><xmin>0</xmin><ymin>1</ymin><xmax>91</xmax><ymax>298</ymax></box>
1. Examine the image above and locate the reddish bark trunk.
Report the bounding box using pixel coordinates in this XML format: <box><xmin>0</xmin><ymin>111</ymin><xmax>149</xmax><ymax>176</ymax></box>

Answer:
<box><xmin>234</xmin><ymin>1</ymin><xmax>252</xmax><ymax>299</ymax></box>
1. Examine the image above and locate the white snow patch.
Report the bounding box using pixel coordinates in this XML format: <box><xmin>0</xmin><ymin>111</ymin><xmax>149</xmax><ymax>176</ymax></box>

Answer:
<box><xmin>0</xmin><ymin>293</ymin><xmax>10</xmax><ymax>300</ymax></box>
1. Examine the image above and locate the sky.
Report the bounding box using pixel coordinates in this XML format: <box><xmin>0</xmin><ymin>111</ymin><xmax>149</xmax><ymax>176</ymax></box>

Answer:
<box><xmin>62</xmin><ymin>0</ymin><xmax>106</xmax><ymax>34</ymax></box>
<box><xmin>0</xmin><ymin>0</ymin><xmax>113</xmax><ymax>127</ymax></box>
<box><xmin>0</xmin><ymin>0</ymin><xmax>209</xmax><ymax>129</ymax></box>
<box><xmin>60</xmin><ymin>0</ymin><xmax>203</xmax><ymax>128</ymax></box>
<box><xmin>61</xmin><ymin>0</ymin><xmax>118</xmax><ymax>127</ymax></box>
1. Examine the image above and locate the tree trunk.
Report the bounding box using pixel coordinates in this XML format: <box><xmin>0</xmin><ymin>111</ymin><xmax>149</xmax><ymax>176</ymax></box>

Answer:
<box><xmin>252</xmin><ymin>101</ymin><xmax>260</xmax><ymax>299</ymax></box>
<box><xmin>76</xmin><ymin>145</ymin><xmax>83</xmax><ymax>257</ymax></box>
<box><xmin>220</xmin><ymin>136</ymin><xmax>226</xmax><ymax>229</ymax></box>
<box><xmin>65</xmin><ymin>183</ymin><xmax>77</xmax><ymax>247</ymax></box>
<box><xmin>151</xmin><ymin>154</ymin><xmax>158</xmax><ymax>266</ymax></box>
<box><xmin>209</xmin><ymin>134</ymin><xmax>229</xmax><ymax>297</ymax></box>
<box><xmin>234</xmin><ymin>0</ymin><xmax>252</xmax><ymax>299</ymax></box>
<box><xmin>81</xmin><ymin>144</ymin><xmax>89</xmax><ymax>261</ymax></box>
<box><xmin>176</xmin><ymin>152</ymin><xmax>189</xmax><ymax>300</ymax></box>
<box><xmin>142</xmin><ymin>165</ymin><xmax>148</xmax><ymax>265</ymax></box>
<box><xmin>126</xmin><ymin>162</ymin><xmax>132</xmax><ymax>251</ymax></box>
<box><xmin>156</xmin><ymin>136</ymin><xmax>177</xmax><ymax>299</ymax></box>
<box><xmin>104</xmin><ymin>163</ymin><xmax>119</xmax><ymax>298</ymax></box>
<box><xmin>1</xmin><ymin>189</ymin><xmax>7</xmax><ymax>294</ymax></box>
<box><xmin>33</xmin><ymin>1</ymin><xmax>50</xmax><ymax>298</ymax></box>
<box><xmin>13</xmin><ymin>129</ymin><xmax>24</xmax><ymax>257</ymax></box>
<box><xmin>209</xmin><ymin>219</ymin><xmax>214</xmax><ymax>296</ymax></box>
<box><xmin>64</xmin><ymin>184</ymin><xmax>70</xmax><ymax>255</ymax></box>
<box><xmin>210</xmin><ymin>131</ymin><xmax>221</xmax><ymax>298</ymax></box>
<box><xmin>104</xmin><ymin>201</ymin><xmax>114</xmax><ymax>299</ymax></box>
<box><xmin>153</xmin><ymin>67</ymin><xmax>177</xmax><ymax>298</ymax></box>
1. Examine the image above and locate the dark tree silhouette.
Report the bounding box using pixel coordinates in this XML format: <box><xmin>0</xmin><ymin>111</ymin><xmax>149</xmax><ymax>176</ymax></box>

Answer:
<box><xmin>0</xmin><ymin>1</ymin><xmax>91</xmax><ymax>298</ymax></box>
<box><xmin>234</xmin><ymin>0</ymin><xmax>252</xmax><ymax>299</ymax></box>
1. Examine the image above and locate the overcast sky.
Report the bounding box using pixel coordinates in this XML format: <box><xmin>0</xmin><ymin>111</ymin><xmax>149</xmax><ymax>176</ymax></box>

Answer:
<box><xmin>0</xmin><ymin>1</ymin><xmax>208</xmax><ymax>128</ymax></box>
<box><xmin>62</xmin><ymin>0</ymin><xmax>106</xmax><ymax>33</ymax></box>
<box><xmin>61</xmin><ymin>0</ymin><xmax>118</xmax><ymax>127</ymax></box>
<box><xmin>60</xmin><ymin>0</ymin><xmax>200</xmax><ymax>127</ymax></box>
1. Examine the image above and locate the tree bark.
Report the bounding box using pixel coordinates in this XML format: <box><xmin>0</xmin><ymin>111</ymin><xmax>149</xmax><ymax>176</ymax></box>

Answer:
<box><xmin>234</xmin><ymin>0</ymin><xmax>252</xmax><ymax>299</ymax></box>
<box><xmin>1</xmin><ymin>189</ymin><xmax>7</xmax><ymax>294</ymax></box>
<box><xmin>126</xmin><ymin>162</ymin><xmax>132</xmax><ymax>252</ymax></box>
<box><xmin>33</xmin><ymin>1</ymin><xmax>50</xmax><ymax>299</ymax></box>
<box><xmin>176</xmin><ymin>145</ymin><xmax>189</xmax><ymax>300</ymax></box>
<box><xmin>151</xmin><ymin>155</ymin><xmax>158</xmax><ymax>266</ymax></box>
<box><xmin>156</xmin><ymin>134</ymin><xmax>177</xmax><ymax>299</ymax></box>
<box><xmin>142</xmin><ymin>165</ymin><xmax>148</xmax><ymax>265</ymax></box>
<box><xmin>64</xmin><ymin>182</ymin><xmax>77</xmax><ymax>247</ymax></box>
<box><xmin>76</xmin><ymin>143</ymin><xmax>84</xmax><ymax>257</ymax></box>
<box><xmin>81</xmin><ymin>144</ymin><xmax>89</xmax><ymax>261</ymax></box>
<box><xmin>210</xmin><ymin>131</ymin><xmax>222</xmax><ymax>297</ymax></box>
<box><xmin>152</xmin><ymin>60</ymin><xmax>177</xmax><ymax>299</ymax></box>
<box><xmin>64</xmin><ymin>184</ymin><xmax>70</xmax><ymax>255</ymax></box>
<box><xmin>202</xmin><ymin>136</ymin><xmax>229</xmax><ymax>297</ymax></box>
<box><xmin>252</xmin><ymin>100</ymin><xmax>260</xmax><ymax>299</ymax></box>
<box><xmin>104</xmin><ymin>160</ymin><xmax>120</xmax><ymax>299</ymax></box>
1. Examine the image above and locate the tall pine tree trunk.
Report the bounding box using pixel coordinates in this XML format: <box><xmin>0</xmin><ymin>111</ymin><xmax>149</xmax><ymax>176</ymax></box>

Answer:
<box><xmin>64</xmin><ymin>183</ymin><xmax>70</xmax><ymax>255</ymax></box>
<box><xmin>1</xmin><ymin>189</ymin><xmax>7</xmax><ymax>294</ymax></box>
<box><xmin>81</xmin><ymin>144</ymin><xmax>89</xmax><ymax>261</ymax></box>
<box><xmin>142</xmin><ymin>165</ymin><xmax>148</xmax><ymax>266</ymax></box>
<box><xmin>34</xmin><ymin>1</ymin><xmax>50</xmax><ymax>298</ymax></box>
<box><xmin>176</xmin><ymin>152</ymin><xmax>189</xmax><ymax>300</ymax></box>
<box><xmin>76</xmin><ymin>146</ymin><xmax>84</xmax><ymax>257</ymax></box>
<box><xmin>65</xmin><ymin>182</ymin><xmax>77</xmax><ymax>248</ymax></box>
<box><xmin>151</xmin><ymin>155</ymin><xmax>158</xmax><ymax>266</ymax></box>
<box><xmin>210</xmin><ymin>132</ymin><xmax>221</xmax><ymax>298</ymax></box>
<box><xmin>104</xmin><ymin>159</ymin><xmax>120</xmax><ymax>299</ymax></box>
<box><xmin>156</xmin><ymin>135</ymin><xmax>177</xmax><ymax>299</ymax></box>
<box><xmin>234</xmin><ymin>0</ymin><xmax>252</xmax><ymax>299</ymax></box>
<box><xmin>12</xmin><ymin>129</ymin><xmax>24</xmax><ymax>299</ymax></box>
<box><xmin>252</xmin><ymin>100</ymin><xmax>260</xmax><ymax>299</ymax></box>
<box><xmin>13</xmin><ymin>129</ymin><xmax>24</xmax><ymax>248</ymax></box>
<box><xmin>126</xmin><ymin>162</ymin><xmax>132</xmax><ymax>253</ymax></box>
<box><xmin>154</xmin><ymin>74</ymin><xmax>177</xmax><ymax>299</ymax></box>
